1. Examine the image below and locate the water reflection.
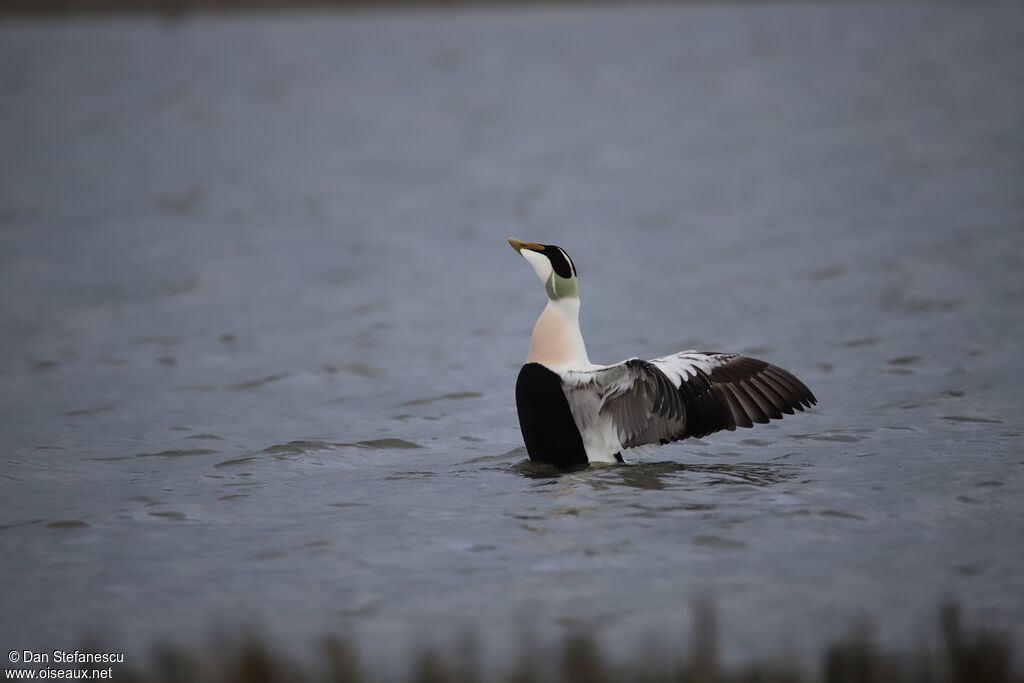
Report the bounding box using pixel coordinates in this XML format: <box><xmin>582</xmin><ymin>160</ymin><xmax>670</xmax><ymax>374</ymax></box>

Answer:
<box><xmin>510</xmin><ymin>459</ymin><xmax>795</xmax><ymax>490</ymax></box>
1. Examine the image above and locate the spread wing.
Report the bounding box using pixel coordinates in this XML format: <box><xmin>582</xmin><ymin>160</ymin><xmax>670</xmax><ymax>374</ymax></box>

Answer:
<box><xmin>562</xmin><ymin>351</ymin><xmax>816</xmax><ymax>450</ymax></box>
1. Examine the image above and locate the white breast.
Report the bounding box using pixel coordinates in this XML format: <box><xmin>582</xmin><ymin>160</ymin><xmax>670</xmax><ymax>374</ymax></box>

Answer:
<box><xmin>526</xmin><ymin>299</ymin><xmax>592</xmax><ymax>373</ymax></box>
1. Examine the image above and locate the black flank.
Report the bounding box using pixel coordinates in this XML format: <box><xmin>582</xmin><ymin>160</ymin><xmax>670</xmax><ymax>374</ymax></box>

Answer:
<box><xmin>515</xmin><ymin>363</ymin><xmax>589</xmax><ymax>470</ymax></box>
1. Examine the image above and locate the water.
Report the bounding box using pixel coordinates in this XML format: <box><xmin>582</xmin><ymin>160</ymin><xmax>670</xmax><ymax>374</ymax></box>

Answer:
<box><xmin>1</xmin><ymin>1</ymin><xmax>1023</xmax><ymax>674</ymax></box>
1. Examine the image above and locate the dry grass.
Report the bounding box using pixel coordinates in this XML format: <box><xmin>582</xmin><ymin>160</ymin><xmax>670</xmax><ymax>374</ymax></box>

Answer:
<box><xmin>74</xmin><ymin>603</ymin><xmax>1021</xmax><ymax>683</ymax></box>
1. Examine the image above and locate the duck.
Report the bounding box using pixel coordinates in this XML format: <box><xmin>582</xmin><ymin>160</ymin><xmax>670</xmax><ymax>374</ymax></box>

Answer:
<box><xmin>508</xmin><ymin>238</ymin><xmax>817</xmax><ymax>470</ymax></box>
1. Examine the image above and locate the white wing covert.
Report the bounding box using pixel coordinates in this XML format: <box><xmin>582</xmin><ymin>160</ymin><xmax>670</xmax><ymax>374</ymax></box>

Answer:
<box><xmin>562</xmin><ymin>351</ymin><xmax>817</xmax><ymax>452</ymax></box>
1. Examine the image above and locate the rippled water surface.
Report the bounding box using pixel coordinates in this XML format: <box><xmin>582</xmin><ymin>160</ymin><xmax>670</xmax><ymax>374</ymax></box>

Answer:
<box><xmin>1</xmin><ymin>1</ymin><xmax>1023</xmax><ymax>672</ymax></box>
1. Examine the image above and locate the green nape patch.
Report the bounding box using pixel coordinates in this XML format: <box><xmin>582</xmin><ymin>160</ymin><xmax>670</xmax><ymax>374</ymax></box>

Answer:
<box><xmin>546</xmin><ymin>272</ymin><xmax>579</xmax><ymax>300</ymax></box>
<box><xmin>77</xmin><ymin>604</ymin><xmax>1019</xmax><ymax>683</ymax></box>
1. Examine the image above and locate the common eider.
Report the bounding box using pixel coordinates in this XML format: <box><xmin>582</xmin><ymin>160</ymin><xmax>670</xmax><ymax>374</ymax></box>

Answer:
<box><xmin>509</xmin><ymin>238</ymin><xmax>817</xmax><ymax>470</ymax></box>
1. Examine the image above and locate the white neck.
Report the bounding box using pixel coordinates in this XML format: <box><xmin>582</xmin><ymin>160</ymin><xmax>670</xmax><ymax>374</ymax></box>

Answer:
<box><xmin>526</xmin><ymin>297</ymin><xmax>591</xmax><ymax>372</ymax></box>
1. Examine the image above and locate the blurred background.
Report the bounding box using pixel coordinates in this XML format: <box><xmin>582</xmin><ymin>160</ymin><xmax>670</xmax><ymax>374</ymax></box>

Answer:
<box><xmin>1</xmin><ymin>0</ymin><xmax>1022</xmax><ymax>680</ymax></box>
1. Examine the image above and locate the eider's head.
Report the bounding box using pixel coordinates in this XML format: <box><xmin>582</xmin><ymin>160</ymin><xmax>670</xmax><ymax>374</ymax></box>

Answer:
<box><xmin>508</xmin><ymin>238</ymin><xmax>578</xmax><ymax>301</ymax></box>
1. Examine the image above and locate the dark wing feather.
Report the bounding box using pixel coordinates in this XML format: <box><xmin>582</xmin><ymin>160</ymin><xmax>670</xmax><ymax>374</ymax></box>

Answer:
<box><xmin>657</xmin><ymin>353</ymin><xmax>817</xmax><ymax>440</ymax></box>
<box><xmin>561</xmin><ymin>352</ymin><xmax>816</xmax><ymax>453</ymax></box>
